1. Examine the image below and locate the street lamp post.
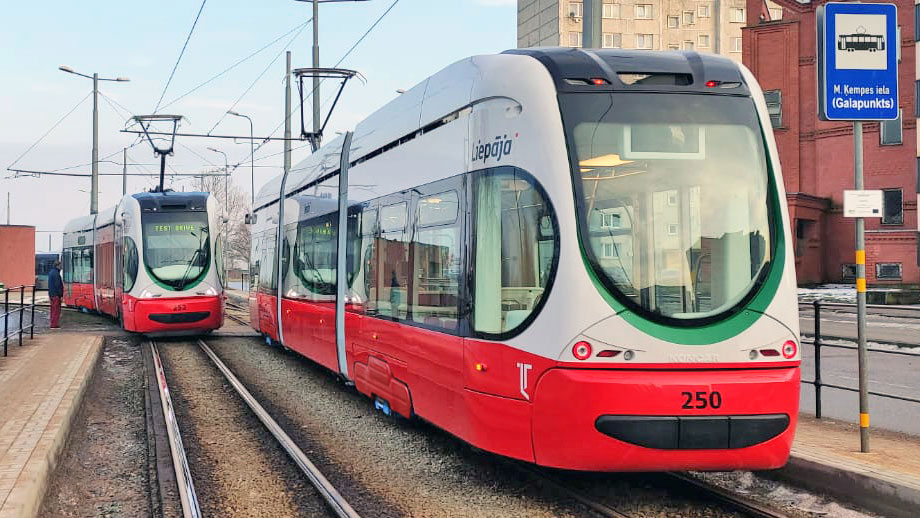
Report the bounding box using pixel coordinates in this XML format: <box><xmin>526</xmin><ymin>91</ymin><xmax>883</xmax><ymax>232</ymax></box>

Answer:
<box><xmin>226</xmin><ymin>110</ymin><xmax>254</xmax><ymax>207</ymax></box>
<box><xmin>59</xmin><ymin>66</ymin><xmax>129</xmax><ymax>214</ymax></box>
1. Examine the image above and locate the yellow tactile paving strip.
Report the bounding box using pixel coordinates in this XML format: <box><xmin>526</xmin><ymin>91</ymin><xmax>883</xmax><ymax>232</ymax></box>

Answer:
<box><xmin>0</xmin><ymin>333</ymin><xmax>102</xmax><ymax>518</ymax></box>
<box><xmin>793</xmin><ymin>414</ymin><xmax>920</xmax><ymax>489</ymax></box>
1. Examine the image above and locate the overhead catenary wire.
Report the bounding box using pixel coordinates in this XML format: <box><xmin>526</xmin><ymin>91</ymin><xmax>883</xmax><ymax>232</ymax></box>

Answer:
<box><xmin>154</xmin><ymin>0</ymin><xmax>209</xmax><ymax>113</ymax></box>
<box><xmin>227</xmin><ymin>0</ymin><xmax>402</xmax><ymax>173</ymax></box>
<box><xmin>206</xmin><ymin>19</ymin><xmax>311</xmax><ymax>135</ymax></box>
<box><xmin>6</xmin><ymin>91</ymin><xmax>92</xmax><ymax>170</ymax></box>
<box><xmin>160</xmin><ymin>20</ymin><xmax>311</xmax><ymax>112</ymax></box>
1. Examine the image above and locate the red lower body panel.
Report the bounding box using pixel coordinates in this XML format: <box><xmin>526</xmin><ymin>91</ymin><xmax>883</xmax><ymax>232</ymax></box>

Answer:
<box><xmin>256</xmin><ymin>300</ymin><xmax>800</xmax><ymax>471</ymax></box>
<box><xmin>531</xmin><ymin>367</ymin><xmax>800</xmax><ymax>471</ymax></box>
<box><xmin>64</xmin><ymin>283</ymin><xmax>95</xmax><ymax>311</ymax></box>
<box><xmin>122</xmin><ymin>294</ymin><xmax>224</xmax><ymax>334</ymax></box>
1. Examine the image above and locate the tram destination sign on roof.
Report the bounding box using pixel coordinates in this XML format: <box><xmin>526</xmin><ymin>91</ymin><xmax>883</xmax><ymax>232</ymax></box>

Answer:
<box><xmin>817</xmin><ymin>2</ymin><xmax>899</xmax><ymax>121</ymax></box>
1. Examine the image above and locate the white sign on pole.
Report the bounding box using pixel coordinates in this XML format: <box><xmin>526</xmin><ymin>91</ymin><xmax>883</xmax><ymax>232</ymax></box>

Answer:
<box><xmin>843</xmin><ymin>190</ymin><xmax>883</xmax><ymax>218</ymax></box>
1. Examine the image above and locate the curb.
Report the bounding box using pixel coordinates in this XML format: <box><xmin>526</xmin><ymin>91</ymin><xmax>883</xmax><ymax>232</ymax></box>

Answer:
<box><xmin>766</xmin><ymin>451</ymin><xmax>920</xmax><ymax>518</ymax></box>
<box><xmin>0</xmin><ymin>336</ymin><xmax>104</xmax><ymax>518</ymax></box>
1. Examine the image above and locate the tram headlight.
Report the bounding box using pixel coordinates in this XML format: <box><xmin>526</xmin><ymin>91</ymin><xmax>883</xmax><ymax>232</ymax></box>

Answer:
<box><xmin>782</xmin><ymin>340</ymin><xmax>797</xmax><ymax>359</ymax></box>
<box><xmin>572</xmin><ymin>341</ymin><xmax>592</xmax><ymax>360</ymax></box>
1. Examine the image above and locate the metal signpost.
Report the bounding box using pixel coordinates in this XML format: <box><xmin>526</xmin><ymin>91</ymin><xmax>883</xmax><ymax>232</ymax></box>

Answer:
<box><xmin>818</xmin><ymin>2</ymin><xmax>899</xmax><ymax>453</ymax></box>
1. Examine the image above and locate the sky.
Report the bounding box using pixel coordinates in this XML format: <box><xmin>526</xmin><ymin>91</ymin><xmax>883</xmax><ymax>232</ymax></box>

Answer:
<box><xmin>0</xmin><ymin>0</ymin><xmax>518</xmax><ymax>251</ymax></box>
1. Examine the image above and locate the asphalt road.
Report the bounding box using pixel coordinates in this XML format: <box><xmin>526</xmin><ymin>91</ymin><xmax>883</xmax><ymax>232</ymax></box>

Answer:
<box><xmin>797</xmin><ymin>303</ymin><xmax>920</xmax><ymax>435</ymax></box>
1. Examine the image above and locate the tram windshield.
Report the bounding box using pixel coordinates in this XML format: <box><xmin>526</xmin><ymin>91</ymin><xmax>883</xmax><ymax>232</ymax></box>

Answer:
<box><xmin>560</xmin><ymin>93</ymin><xmax>773</xmax><ymax>322</ymax></box>
<box><xmin>142</xmin><ymin>211</ymin><xmax>211</xmax><ymax>290</ymax></box>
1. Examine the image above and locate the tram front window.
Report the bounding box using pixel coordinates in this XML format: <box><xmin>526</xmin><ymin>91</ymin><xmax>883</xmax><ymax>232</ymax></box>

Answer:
<box><xmin>142</xmin><ymin>212</ymin><xmax>211</xmax><ymax>290</ymax></box>
<box><xmin>560</xmin><ymin>93</ymin><xmax>774</xmax><ymax>321</ymax></box>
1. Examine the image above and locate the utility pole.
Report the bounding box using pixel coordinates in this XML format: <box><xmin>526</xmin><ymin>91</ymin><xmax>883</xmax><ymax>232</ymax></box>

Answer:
<box><xmin>285</xmin><ymin>51</ymin><xmax>293</xmax><ymax>176</ymax></box>
<box><xmin>92</xmin><ymin>73</ymin><xmax>99</xmax><ymax>213</ymax></box>
<box><xmin>122</xmin><ymin>147</ymin><xmax>127</xmax><ymax>196</ymax></box>
<box><xmin>854</xmin><ymin>121</ymin><xmax>870</xmax><ymax>452</ymax></box>
<box><xmin>312</xmin><ymin>0</ymin><xmax>320</xmax><ymax>152</ymax></box>
<box><xmin>582</xmin><ymin>0</ymin><xmax>602</xmax><ymax>49</ymax></box>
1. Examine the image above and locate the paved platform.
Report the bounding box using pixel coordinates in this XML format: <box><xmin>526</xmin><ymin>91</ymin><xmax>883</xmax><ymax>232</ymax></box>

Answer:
<box><xmin>0</xmin><ymin>333</ymin><xmax>103</xmax><ymax>518</ymax></box>
<box><xmin>774</xmin><ymin>414</ymin><xmax>920</xmax><ymax>518</ymax></box>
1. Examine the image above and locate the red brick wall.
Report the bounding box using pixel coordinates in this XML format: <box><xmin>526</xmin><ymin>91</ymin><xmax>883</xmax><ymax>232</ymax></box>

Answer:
<box><xmin>0</xmin><ymin>226</ymin><xmax>36</xmax><ymax>287</ymax></box>
<box><xmin>744</xmin><ymin>0</ymin><xmax>918</xmax><ymax>286</ymax></box>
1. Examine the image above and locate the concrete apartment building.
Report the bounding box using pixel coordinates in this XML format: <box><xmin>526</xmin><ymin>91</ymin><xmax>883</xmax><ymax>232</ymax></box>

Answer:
<box><xmin>518</xmin><ymin>0</ymin><xmax>783</xmax><ymax>58</ymax></box>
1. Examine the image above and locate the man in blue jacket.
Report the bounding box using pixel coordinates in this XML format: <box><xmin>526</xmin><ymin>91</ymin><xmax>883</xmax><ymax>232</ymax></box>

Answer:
<box><xmin>48</xmin><ymin>260</ymin><xmax>63</xmax><ymax>328</ymax></box>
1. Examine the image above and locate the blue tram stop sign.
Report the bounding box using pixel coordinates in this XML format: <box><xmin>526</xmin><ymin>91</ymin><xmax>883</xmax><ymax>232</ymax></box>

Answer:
<box><xmin>818</xmin><ymin>2</ymin><xmax>899</xmax><ymax>121</ymax></box>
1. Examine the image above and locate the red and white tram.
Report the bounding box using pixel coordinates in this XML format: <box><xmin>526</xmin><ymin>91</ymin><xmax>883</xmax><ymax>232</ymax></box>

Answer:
<box><xmin>62</xmin><ymin>191</ymin><xmax>225</xmax><ymax>334</ymax></box>
<box><xmin>249</xmin><ymin>49</ymin><xmax>801</xmax><ymax>471</ymax></box>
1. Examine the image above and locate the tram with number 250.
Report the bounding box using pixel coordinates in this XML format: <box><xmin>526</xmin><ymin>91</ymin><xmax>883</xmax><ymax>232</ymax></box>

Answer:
<box><xmin>248</xmin><ymin>48</ymin><xmax>800</xmax><ymax>471</ymax></box>
<box><xmin>62</xmin><ymin>192</ymin><xmax>225</xmax><ymax>334</ymax></box>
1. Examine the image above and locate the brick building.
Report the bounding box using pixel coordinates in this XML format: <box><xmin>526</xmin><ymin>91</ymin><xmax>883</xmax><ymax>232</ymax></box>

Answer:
<box><xmin>743</xmin><ymin>0</ymin><xmax>919</xmax><ymax>286</ymax></box>
<box><xmin>0</xmin><ymin>225</ymin><xmax>36</xmax><ymax>288</ymax></box>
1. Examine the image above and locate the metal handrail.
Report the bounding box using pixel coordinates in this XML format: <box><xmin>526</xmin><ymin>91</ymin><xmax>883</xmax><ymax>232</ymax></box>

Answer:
<box><xmin>802</xmin><ymin>300</ymin><xmax>920</xmax><ymax>416</ymax></box>
<box><xmin>1</xmin><ymin>285</ymin><xmax>37</xmax><ymax>357</ymax></box>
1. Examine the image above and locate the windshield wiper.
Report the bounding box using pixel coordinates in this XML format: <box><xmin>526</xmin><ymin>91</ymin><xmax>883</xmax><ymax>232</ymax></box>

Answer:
<box><xmin>177</xmin><ymin>227</ymin><xmax>209</xmax><ymax>290</ymax></box>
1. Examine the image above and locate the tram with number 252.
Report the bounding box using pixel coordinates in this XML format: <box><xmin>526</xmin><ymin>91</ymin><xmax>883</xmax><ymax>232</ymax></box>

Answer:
<box><xmin>248</xmin><ymin>48</ymin><xmax>800</xmax><ymax>471</ymax></box>
<box><xmin>62</xmin><ymin>192</ymin><xmax>225</xmax><ymax>334</ymax></box>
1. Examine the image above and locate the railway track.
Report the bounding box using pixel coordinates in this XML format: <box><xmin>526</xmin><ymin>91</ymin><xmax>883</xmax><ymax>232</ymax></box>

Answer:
<box><xmin>224</xmin><ymin>300</ymin><xmax>250</xmax><ymax>326</ymax></box>
<box><xmin>147</xmin><ymin>338</ymin><xmax>360</xmax><ymax>518</ymax></box>
<box><xmin>517</xmin><ymin>463</ymin><xmax>796</xmax><ymax>518</ymax></box>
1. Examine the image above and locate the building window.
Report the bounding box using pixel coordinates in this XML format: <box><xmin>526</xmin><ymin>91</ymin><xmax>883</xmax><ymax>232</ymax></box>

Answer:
<box><xmin>568</xmin><ymin>2</ymin><xmax>583</xmax><ymax>18</ymax></box>
<box><xmin>795</xmin><ymin>219</ymin><xmax>814</xmax><ymax>257</ymax></box>
<box><xmin>668</xmin><ymin>43</ymin><xmax>680</xmax><ymax>50</ymax></box>
<box><xmin>637</xmin><ymin>34</ymin><xmax>653</xmax><ymax>49</ymax></box>
<box><xmin>667</xmin><ymin>223</ymin><xmax>679</xmax><ymax>236</ymax></box>
<box><xmin>916</xmin><ymin>81</ymin><xmax>920</xmax><ymax>117</ymax></box>
<box><xmin>731</xmin><ymin>8</ymin><xmax>745</xmax><ymax>23</ymax></box>
<box><xmin>603</xmin><ymin>32</ymin><xmax>622</xmax><ymax>48</ymax></box>
<box><xmin>769</xmin><ymin>8</ymin><xmax>782</xmax><ymax>21</ymax></box>
<box><xmin>667</xmin><ymin>15</ymin><xmax>679</xmax><ymax>28</ymax></box>
<box><xmin>876</xmin><ymin>263</ymin><xmax>902</xmax><ymax>280</ymax></box>
<box><xmin>603</xmin><ymin>242</ymin><xmax>614</xmax><ymax>257</ymax></box>
<box><xmin>764</xmin><ymin>90</ymin><xmax>782</xmax><ymax>128</ymax></box>
<box><xmin>731</xmin><ymin>37</ymin><xmax>743</xmax><ymax>52</ymax></box>
<box><xmin>603</xmin><ymin>3</ymin><xmax>619</xmax><ymax>18</ymax></box>
<box><xmin>698</xmin><ymin>34</ymin><xmax>710</xmax><ymax>48</ymax></box>
<box><xmin>683</xmin><ymin>11</ymin><xmax>695</xmax><ymax>25</ymax></box>
<box><xmin>602</xmin><ymin>212</ymin><xmax>621</xmax><ymax>228</ymax></box>
<box><xmin>841</xmin><ymin>264</ymin><xmax>858</xmax><ymax>280</ymax></box>
<box><xmin>880</xmin><ymin>109</ymin><xmax>902</xmax><ymax>145</ymax></box>
<box><xmin>636</xmin><ymin>4</ymin><xmax>652</xmax><ymax>19</ymax></box>
<box><xmin>916</xmin><ymin>4</ymin><xmax>920</xmax><ymax>41</ymax></box>
<box><xmin>882</xmin><ymin>189</ymin><xmax>903</xmax><ymax>225</ymax></box>
<box><xmin>683</xmin><ymin>40</ymin><xmax>694</xmax><ymax>50</ymax></box>
<box><xmin>568</xmin><ymin>31</ymin><xmax>583</xmax><ymax>47</ymax></box>
<box><xmin>699</xmin><ymin>5</ymin><xmax>711</xmax><ymax>18</ymax></box>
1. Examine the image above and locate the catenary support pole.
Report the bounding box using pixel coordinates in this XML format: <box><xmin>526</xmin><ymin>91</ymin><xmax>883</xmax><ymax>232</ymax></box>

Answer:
<box><xmin>312</xmin><ymin>0</ymin><xmax>321</xmax><ymax>152</ymax></box>
<box><xmin>854</xmin><ymin>120</ymin><xmax>870</xmax><ymax>453</ymax></box>
<box><xmin>285</xmin><ymin>51</ymin><xmax>293</xmax><ymax>175</ymax></box>
<box><xmin>122</xmin><ymin>147</ymin><xmax>127</xmax><ymax>195</ymax></box>
<box><xmin>91</xmin><ymin>73</ymin><xmax>99</xmax><ymax>214</ymax></box>
<box><xmin>582</xmin><ymin>0</ymin><xmax>602</xmax><ymax>49</ymax></box>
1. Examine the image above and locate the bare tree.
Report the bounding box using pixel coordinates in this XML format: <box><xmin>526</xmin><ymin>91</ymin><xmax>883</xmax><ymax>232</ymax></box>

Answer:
<box><xmin>191</xmin><ymin>171</ymin><xmax>251</xmax><ymax>269</ymax></box>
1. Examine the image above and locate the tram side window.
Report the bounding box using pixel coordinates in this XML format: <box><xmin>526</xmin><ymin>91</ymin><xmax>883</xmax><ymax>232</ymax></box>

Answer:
<box><xmin>62</xmin><ymin>250</ymin><xmax>72</xmax><ymax>283</ymax></box>
<box><xmin>473</xmin><ymin>169</ymin><xmax>557</xmax><ymax>335</ymax></box>
<box><xmin>410</xmin><ymin>191</ymin><xmax>461</xmax><ymax>331</ymax></box>
<box><xmin>250</xmin><ymin>236</ymin><xmax>261</xmax><ymax>291</ymax></box>
<box><xmin>374</xmin><ymin>202</ymin><xmax>410</xmax><ymax>319</ymax></box>
<box><xmin>124</xmin><ymin>237</ymin><xmax>139</xmax><ymax>292</ymax></box>
<box><xmin>68</xmin><ymin>246</ymin><xmax>93</xmax><ymax>284</ymax></box>
<box><xmin>259</xmin><ymin>235</ymin><xmax>276</xmax><ymax>292</ymax></box>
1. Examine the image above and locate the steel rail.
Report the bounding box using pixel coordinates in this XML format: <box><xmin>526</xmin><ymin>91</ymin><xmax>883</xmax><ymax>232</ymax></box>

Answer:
<box><xmin>515</xmin><ymin>461</ymin><xmax>793</xmax><ymax>518</ymax></box>
<box><xmin>196</xmin><ymin>339</ymin><xmax>361</xmax><ymax>518</ymax></box>
<box><xmin>664</xmin><ymin>473</ymin><xmax>795</xmax><ymax>518</ymax></box>
<box><xmin>149</xmin><ymin>341</ymin><xmax>202</xmax><ymax>518</ymax></box>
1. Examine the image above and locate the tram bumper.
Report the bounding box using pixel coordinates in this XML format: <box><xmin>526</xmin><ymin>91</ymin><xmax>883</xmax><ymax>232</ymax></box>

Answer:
<box><xmin>127</xmin><ymin>295</ymin><xmax>224</xmax><ymax>334</ymax></box>
<box><xmin>531</xmin><ymin>365</ymin><xmax>799</xmax><ymax>471</ymax></box>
